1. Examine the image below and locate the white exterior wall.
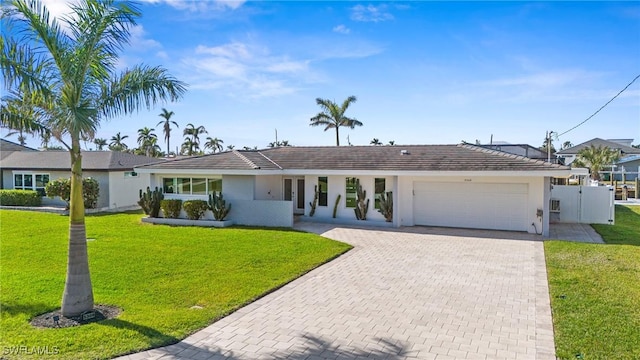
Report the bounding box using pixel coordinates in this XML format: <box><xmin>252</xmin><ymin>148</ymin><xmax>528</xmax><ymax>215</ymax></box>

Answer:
<box><xmin>303</xmin><ymin>175</ymin><xmax>395</xmax><ymax>223</ymax></box>
<box><xmin>254</xmin><ymin>175</ymin><xmax>283</xmax><ymax>200</ymax></box>
<box><xmin>397</xmin><ymin>176</ymin><xmax>549</xmax><ymax>235</ymax></box>
<box><xmin>222</xmin><ymin>175</ymin><xmax>255</xmax><ymax>201</ymax></box>
<box><xmin>108</xmin><ymin>171</ymin><xmax>151</xmax><ymax>209</ymax></box>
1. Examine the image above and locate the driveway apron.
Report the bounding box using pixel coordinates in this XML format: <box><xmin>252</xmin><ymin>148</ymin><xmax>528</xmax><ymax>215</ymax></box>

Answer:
<box><xmin>118</xmin><ymin>224</ymin><xmax>556</xmax><ymax>360</ymax></box>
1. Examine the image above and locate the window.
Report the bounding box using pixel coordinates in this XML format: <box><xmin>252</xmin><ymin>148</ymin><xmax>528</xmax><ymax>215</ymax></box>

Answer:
<box><xmin>124</xmin><ymin>171</ymin><xmax>138</xmax><ymax>177</ymax></box>
<box><xmin>191</xmin><ymin>178</ymin><xmax>206</xmax><ymax>195</ymax></box>
<box><xmin>162</xmin><ymin>177</ymin><xmax>222</xmax><ymax>195</ymax></box>
<box><xmin>208</xmin><ymin>178</ymin><xmax>222</xmax><ymax>195</ymax></box>
<box><xmin>318</xmin><ymin>177</ymin><xmax>328</xmax><ymax>206</ymax></box>
<box><xmin>14</xmin><ymin>173</ymin><xmax>50</xmax><ymax>196</ymax></box>
<box><xmin>345</xmin><ymin>177</ymin><xmax>358</xmax><ymax>208</ymax></box>
<box><xmin>374</xmin><ymin>178</ymin><xmax>386</xmax><ymax>209</ymax></box>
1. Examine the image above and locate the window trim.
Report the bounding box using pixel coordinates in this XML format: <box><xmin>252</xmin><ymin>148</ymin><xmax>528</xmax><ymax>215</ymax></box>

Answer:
<box><xmin>318</xmin><ymin>177</ymin><xmax>328</xmax><ymax>207</ymax></box>
<box><xmin>13</xmin><ymin>172</ymin><xmax>50</xmax><ymax>196</ymax></box>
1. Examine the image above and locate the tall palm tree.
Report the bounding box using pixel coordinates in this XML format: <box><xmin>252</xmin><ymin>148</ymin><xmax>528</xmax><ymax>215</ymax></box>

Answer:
<box><xmin>572</xmin><ymin>145</ymin><xmax>620</xmax><ymax>181</ymax></box>
<box><xmin>157</xmin><ymin>108</ymin><xmax>178</xmax><ymax>155</ymax></box>
<box><xmin>137</xmin><ymin>127</ymin><xmax>157</xmax><ymax>157</ymax></box>
<box><xmin>309</xmin><ymin>95</ymin><xmax>362</xmax><ymax>146</ymax></box>
<box><xmin>370</xmin><ymin>138</ymin><xmax>382</xmax><ymax>146</ymax></box>
<box><xmin>0</xmin><ymin>0</ymin><xmax>186</xmax><ymax>316</ymax></box>
<box><xmin>93</xmin><ymin>138</ymin><xmax>107</xmax><ymax>151</ymax></box>
<box><xmin>204</xmin><ymin>136</ymin><xmax>224</xmax><ymax>153</ymax></box>
<box><xmin>183</xmin><ymin>123</ymin><xmax>207</xmax><ymax>146</ymax></box>
<box><xmin>109</xmin><ymin>132</ymin><xmax>129</xmax><ymax>151</ymax></box>
<box><xmin>181</xmin><ymin>137</ymin><xmax>198</xmax><ymax>156</ymax></box>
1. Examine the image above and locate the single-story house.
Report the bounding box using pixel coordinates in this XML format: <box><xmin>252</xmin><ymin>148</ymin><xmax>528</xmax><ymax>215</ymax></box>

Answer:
<box><xmin>0</xmin><ymin>143</ymin><xmax>162</xmax><ymax>209</ymax></box>
<box><xmin>135</xmin><ymin>144</ymin><xmax>581</xmax><ymax>236</ymax></box>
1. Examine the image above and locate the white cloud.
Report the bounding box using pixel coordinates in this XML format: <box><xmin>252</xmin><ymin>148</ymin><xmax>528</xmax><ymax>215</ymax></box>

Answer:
<box><xmin>129</xmin><ymin>25</ymin><xmax>162</xmax><ymax>51</ymax></box>
<box><xmin>333</xmin><ymin>24</ymin><xmax>351</xmax><ymax>34</ymax></box>
<box><xmin>351</xmin><ymin>4</ymin><xmax>394</xmax><ymax>22</ymax></box>
<box><xmin>139</xmin><ymin>0</ymin><xmax>245</xmax><ymax>12</ymax></box>
<box><xmin>184</xmin><ymin>42</ymin><xmax>310</xmax><ymax>97</ymax></box>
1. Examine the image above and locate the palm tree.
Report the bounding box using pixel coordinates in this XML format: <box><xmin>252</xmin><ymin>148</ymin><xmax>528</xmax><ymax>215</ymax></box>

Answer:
<box><xmin>572</xmin><ymin>145</ymin><xmax>620</xmax><ymax>181</ymax></box>
<box><xmin>309</xmin><ymin>96</ymin><xmax>362</xmax><ymax>146</ymax></box>
<box><xmin>157</xmin><ymin>108</ymin><xmax>178</xmax><ymax>155</ymax></box>
<box><xmin>137</xmin><ymin>127</ymin><xmax>157</xmax><ymax>157</ymax></box>
<box><xmin>181</xmin><ymin>137</ymin><xmax>198</xmax><ymax>156</ymax></box>
<box><xmin>93</xmin><ymin>138</ymin><xmax>107</xmax><ymax>151</ymax></box>
<box><xmin>370</xmin><ymin>138</ymin><xmax>382</xmax><ymax>146</ymax></box>
<box><xmin>109</xmin><ymin>132</ymin><xmax>129</xmax><ymax>151</ymax></box>
<box><xmin>183</xmin><ymin>123</ymin><xmax>207</xmax><ymax>147</ymax></box>
<box><xmin>204</xmin><ymin>137</ymin><xmax>224</xmax><ymax>153</ymax></box>
<box><xmin>226</xmin><ymin>144</ymin><xmax>235</xmax><ymax>150</ymax></box>
<box><xmin>561</xmin><ymin>141</ymin><xmax>573</xmax><ymax>150</ymax></box>
<box><xmin>0</xmin><ymin>0</ymin><xmax>186</xmax><ymax>317</ymax></box>
<box><xmin>388</xmin><ymin>140</ymin><xmax>395</xmax><ymax>146</ymax></box>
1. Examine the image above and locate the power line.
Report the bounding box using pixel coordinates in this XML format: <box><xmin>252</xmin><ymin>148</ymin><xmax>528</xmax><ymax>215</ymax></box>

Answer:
<box><xmin>558</xmin><ymin>73</ymin><xmax>640</xmax><ymax>137</ymax></box>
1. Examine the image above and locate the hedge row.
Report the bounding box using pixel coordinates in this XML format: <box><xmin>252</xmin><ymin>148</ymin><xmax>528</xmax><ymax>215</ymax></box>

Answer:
<box><xmin>0</xmin><ymin>190</ymin><xmax>42</xmax><ymax>206</ymax></box>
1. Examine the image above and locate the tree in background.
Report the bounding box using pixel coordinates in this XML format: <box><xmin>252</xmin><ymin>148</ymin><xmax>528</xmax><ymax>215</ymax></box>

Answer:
<box><xmin>370</xmin><ymin>138</ymin><xmax>382</xmax><ymax>146</ymax></box>
<box><xmin>109</xmin><ymin>132</ymin><xmax>129</xmax><ymax>151</ymax></box>
<box><xmin>0</xmin><ymin>0</ymin><xmax>186</xmax><ymax>316</ymax></box>
<box><xmin>137</xmin><ymin>127</ymin><xmax>158</xmax><ymax>157</ymax></box>
<box><xmin>204</xmin><ymin>136</ymin><xmax>224</xmax><ymax>153</ymax></box>
<box><xmin>93</xmin><ymin>138</ymin><xmax>108</xmax><ymax>151</ymax></box>
<box><xmin>157</xmin><ymin>108</ymin><xmax>178</xmax><ymax>155</ymax></box>
<box><xmin>309</xmin><ymin>96</ymin><xmax>362</xmax><ymax>146</ymax></box>
<box><xmin>572</xmin><ymin>145</ymin><xmax>620</xmax><ymax>181</ymax></box>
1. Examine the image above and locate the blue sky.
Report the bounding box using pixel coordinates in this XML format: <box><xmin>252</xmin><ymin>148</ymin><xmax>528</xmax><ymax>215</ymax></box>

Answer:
<box><xmin>6</xmin><ymin>1</ymin><xmax>640</xmax><ymax>151</ymax></box>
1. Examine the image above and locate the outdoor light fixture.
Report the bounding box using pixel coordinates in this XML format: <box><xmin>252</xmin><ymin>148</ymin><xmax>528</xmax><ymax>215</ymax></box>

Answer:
<box><xmin>52</xmin><ymin>315</ymin><xmax>59</xmax><ymax>326</ymax></box>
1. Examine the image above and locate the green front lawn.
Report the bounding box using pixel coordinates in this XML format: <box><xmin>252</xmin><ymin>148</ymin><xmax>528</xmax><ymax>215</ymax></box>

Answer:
<box><xmin>0</xmin><ymin>210</ymin><xmax>351</xmax><ymax>359</ymax></box>
<box><xmin>545</xmin><ymin>205</ymin><xmax>640</xmax><ymax>359</ymax></box>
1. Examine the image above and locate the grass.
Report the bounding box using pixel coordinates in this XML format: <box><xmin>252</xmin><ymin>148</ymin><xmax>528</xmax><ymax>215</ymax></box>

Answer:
<box><xmin>545</xmin><ymin>205</ymin><xmax>640</xmax><ymax>359</ymax></box>
<box><xmin>0</xmin><ymin>210</ymin><xmax>351</xmax><ymax>360</ymax></box>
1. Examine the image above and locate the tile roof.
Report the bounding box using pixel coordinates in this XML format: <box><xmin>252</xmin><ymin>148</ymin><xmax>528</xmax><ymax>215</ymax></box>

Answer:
<box><xmin>0</xmin><ymin>139</ymin><xmax>37</xmax><ymax>153</ymax></box>
<box><xmin>556</xmin><ymin>138</ymin><xmax>640</xmax><ymax>155</ymax></box>
<box><xmin>138</xmin><ymin>144</ymin><xmax>569</xmax><ymax>172</ymax></box>
<box><xmin>0</xmin><ymin>150</ymin><xmax>163</xmax><ymax>171</ymax></box>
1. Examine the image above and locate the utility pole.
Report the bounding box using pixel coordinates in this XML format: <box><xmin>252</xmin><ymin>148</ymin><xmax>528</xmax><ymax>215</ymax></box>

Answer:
<box><xmin>546</xmin><ymin>130</ymin><xmax>556</xmax><ymax>163</ymax></box>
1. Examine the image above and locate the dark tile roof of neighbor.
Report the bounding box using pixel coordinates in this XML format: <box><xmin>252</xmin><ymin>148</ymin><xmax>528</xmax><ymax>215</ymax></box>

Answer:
<box><xmin>138</xmin><ymin>144</ymin><xmax>569</xmax><ymax>172</ymax></box>
<box><xmin>0</xmin><ymin>139</ymin><xmax>38</xmax><ymax>152</ymax></box>
<box><xmin>556</xmin><ymin>138</ymin><xmax>640</xmax><ymax>155</ymax></box>
<box><xmin>0</xmin><ymin>150</ymin><xmax>162</xmax><ymax>171</ymax></box>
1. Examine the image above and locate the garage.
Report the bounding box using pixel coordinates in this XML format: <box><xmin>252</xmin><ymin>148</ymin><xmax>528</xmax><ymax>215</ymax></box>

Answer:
<box><xmin>413</xmin><ymin>181</ymin><xmax>529</xmax><ymax>232</ymax></box>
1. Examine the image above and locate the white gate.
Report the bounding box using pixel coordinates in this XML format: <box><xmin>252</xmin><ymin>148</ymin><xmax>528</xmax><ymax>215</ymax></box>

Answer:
<box><xmin>550</xmin><ymin>185</ymin><xmax>615</xmax><ymax>225</ymax></box>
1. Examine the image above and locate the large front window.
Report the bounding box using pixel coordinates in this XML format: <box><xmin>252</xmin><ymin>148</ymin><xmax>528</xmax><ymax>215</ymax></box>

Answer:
<box><xmin>345</xmin><ymin>177</ymin><xmax>358</xmax><ymax>208</ymax></box>
<box><xmin>163</xmin><ymin>177</ymin><xmax>221</xmax><ymax>195</ymax></box>
<box><xmin>14</xmin><ymin>173</ymin><xmax>49</xmax><ymax>196</ymax></box>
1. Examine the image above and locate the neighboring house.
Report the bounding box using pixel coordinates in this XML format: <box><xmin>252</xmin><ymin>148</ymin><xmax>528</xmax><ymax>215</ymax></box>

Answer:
<box><xmin>0</xmin><ymin>138</ymin><xmax>38</xmax><ymax>155</ymax></box>
<box><xmin>616</xmin><ymin>155</ymin><xmax>640</xmax><ymax>180</ymax></box>
<box><xmin>135</xmin><ymin>144</ymin><xmax>581</xmax><ymax>236</ymax></box>
<box><xmin>556</xmin><ymin>138</ymin><xmax>640</xmax><ymax>166</ymax></box>
<box><xmin>477</xmin><ymin>143</ymin><xmax>558</xmax><ymax>162</ymax></box>
<box><xmin>0</xmin><ymin>144</ymin><xmax>161</xmax><ymax>209</ymax></box>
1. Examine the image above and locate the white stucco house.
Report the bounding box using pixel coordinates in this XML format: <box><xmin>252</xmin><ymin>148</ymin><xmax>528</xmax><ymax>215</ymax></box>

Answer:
<box><xmin>135</xmin><ymin>144</ymin><xmax>580</xmax><ymax>236</ymax></box>
<box><xmin>0</xmin><ymin>139</ymin><xmax>161</xmax><ymax>210</ymax></box>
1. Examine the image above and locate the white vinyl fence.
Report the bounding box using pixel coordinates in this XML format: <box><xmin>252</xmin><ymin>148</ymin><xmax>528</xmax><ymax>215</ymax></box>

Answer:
<box><xmin>550</xmin><ymin>185</ymin><xmax>615</xmax><ymax>225</ymax></box>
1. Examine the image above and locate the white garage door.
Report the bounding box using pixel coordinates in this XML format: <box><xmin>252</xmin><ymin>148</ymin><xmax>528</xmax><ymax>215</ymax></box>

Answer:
<box><xmin>413</xmin><ymin>182</ymin><xmax>529</xmax><ymax>232</ymax></box>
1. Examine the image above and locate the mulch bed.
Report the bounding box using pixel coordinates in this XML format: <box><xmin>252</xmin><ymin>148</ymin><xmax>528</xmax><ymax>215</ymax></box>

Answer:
<box><xmin>30</xmin><ymin>305</ymin><xmax>121</xmax><ymax>329</ymax></box>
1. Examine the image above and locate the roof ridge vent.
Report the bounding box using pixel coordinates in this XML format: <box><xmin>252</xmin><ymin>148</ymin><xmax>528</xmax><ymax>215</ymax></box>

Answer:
<box><xmin>233</xmin><ymin>150</ymin><xmax>260</xmax><ymax>169</ymax></box>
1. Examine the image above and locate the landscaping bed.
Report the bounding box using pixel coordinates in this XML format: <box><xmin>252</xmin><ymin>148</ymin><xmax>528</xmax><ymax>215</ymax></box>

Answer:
<box><xmin>0</xmin><ymin>210</ymin><xmax>351</xmax><ymax>359</ymax></box>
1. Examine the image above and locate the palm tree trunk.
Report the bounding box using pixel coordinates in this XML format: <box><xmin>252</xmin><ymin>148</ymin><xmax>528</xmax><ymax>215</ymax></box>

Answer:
<box><xmin>61</xmin><ymin>137</ymin><xmax>94</xmax><ymax>317</ymax></box>
<box><xmin>335</xmin><ymin>127</ymin><xmax>340</xmax><ymax>146</ymax></box>
<box><xmin>167</xmin><ymin>136</ymin><xmax>170</xmax><ymax>156</ymax></box>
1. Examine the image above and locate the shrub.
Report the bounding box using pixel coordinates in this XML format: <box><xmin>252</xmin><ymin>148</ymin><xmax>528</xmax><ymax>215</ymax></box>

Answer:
<box><xmin>183</xmin><ymin>200</ymin><xmax>209</xmax><ymax>220</ymax></box>
<box><xmin>45</xmin><ymin>177</ymin><xmax>100</xmax><ymax>209</ymax></box>
<box><xmin>161</xmin><ymin>199</ymin><xmax>182</xmax><ymax>219</ymax></box>
<box><xmin>0</xmin><ymin>190</ymin><xmax>42</xmax><ymax>206</ymax></box>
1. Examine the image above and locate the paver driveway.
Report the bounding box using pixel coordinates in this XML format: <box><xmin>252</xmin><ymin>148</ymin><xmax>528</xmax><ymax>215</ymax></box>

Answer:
<box><xmin>119</xmin><ymin>224</ymin><xmax>555</xmax><ymax>360</ymax></box>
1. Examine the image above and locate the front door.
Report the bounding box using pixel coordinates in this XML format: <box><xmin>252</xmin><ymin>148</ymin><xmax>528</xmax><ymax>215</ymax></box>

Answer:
<box><xmin>284</xmin><ymin>178</ymin><xmax>305</xmax><ymax>214</ymax></box>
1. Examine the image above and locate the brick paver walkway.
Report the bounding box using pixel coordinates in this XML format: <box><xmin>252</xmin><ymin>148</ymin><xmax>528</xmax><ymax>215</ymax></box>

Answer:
<box><xmin>117</xmin><ymin>224</ymin><xmax>555</xmax><ymax>360</ymax></box>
